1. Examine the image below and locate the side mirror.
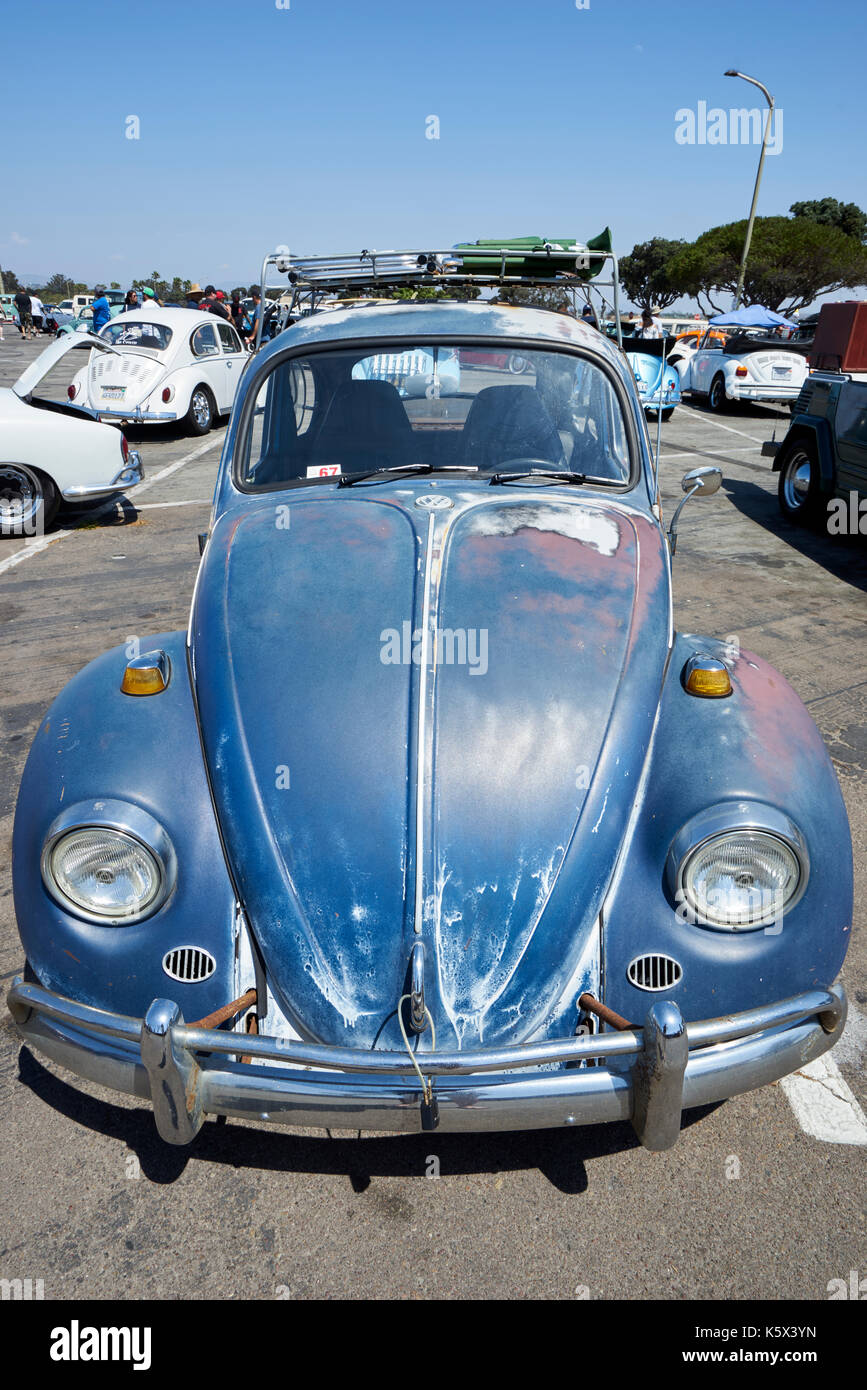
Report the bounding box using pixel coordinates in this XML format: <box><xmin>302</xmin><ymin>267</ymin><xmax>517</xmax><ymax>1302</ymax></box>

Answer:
<box><xmin>668</xmin><ymin>466</ymin><xmax>722</xmax><ymax>555</ymax></box>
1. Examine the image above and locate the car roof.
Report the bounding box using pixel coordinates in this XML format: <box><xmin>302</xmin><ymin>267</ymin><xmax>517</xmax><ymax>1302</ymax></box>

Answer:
<box><xmin>104</xmin><ymin>307</ymin><xmax>223</xmax><ymax>330</ymax></box>
<box><xmin>257</xmin><ymin>300</ymin><xmax>626</xmax><ymax>369</ymax></box>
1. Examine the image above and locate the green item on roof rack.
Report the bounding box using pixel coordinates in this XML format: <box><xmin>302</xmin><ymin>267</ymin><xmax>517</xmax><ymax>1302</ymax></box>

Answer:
<box><xmin>455</xmin><ymin>229</ymin><xmax>613</xmax><ymax>281</ymax></box>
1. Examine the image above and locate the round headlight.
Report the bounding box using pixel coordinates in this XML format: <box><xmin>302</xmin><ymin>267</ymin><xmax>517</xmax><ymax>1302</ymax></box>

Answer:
<box><xmin>41</xmin><ymin>802</ymin><xmax>176</xmax><ymax>925</ymax></box>
<box><xmin>45</xmin><ymin>829</ymin><xmax>162</xmax><ymax>922</ymax></box>
<box><xmin>681</xmin><ymin>830</ymin><xmax>801</xmax><ymax>929</ymax></box>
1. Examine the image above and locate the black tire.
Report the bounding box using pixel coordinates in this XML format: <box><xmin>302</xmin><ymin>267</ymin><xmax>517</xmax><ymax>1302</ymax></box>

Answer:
<box><xmin>777</xmin><ymin>436</ymin><xmax>824</xmax><ymax>527</ymax></box>
<box><xmin>185</xmin><ymin>385</ymin><xmax>214</xmax><ymax>436</ymax></box>
<box><xmin>660</xmin><ymin>407</ymin><xmax>675</xmax><ymax>421</ymax></box>
<box><xmin>707</xmin><ymin>375</ymin><xmax>728</xmax><ymax>412</ymax></box>
<box><xmin>0</xmin><ymin>464</ymin><xmax>59</xmax><ymax>537</ymax></box>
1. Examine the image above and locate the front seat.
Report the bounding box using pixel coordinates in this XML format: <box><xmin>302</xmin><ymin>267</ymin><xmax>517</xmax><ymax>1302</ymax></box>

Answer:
<box><xmin>461</xmin><ymin>385</ymin><xmax>565</xmax><ymax>472</ymax></box>
<box><xmin>314</xmin><ymin>380</ymin><xmax>415</xmax><ymax>473</ymax></box>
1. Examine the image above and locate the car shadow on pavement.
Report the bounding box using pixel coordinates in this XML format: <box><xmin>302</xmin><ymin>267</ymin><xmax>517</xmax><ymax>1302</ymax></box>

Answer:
<box><xmin>16</xmin><ymin>1046</ymin><xmax>719</xmax><ymax>1194</ymax></box>
<box><xmin>721</xmin><ymin>477</ymin><xmax>867</xmax><ymax>594</ymax></box>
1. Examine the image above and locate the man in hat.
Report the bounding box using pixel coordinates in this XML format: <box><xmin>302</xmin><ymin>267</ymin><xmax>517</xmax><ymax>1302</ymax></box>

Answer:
<box><xmin>186</xmin><ymin>283</ymin><xmax>204</xmax><ymax>309</ymax></box>
<box><xmin>141</xmin><ymin>285</ymin><xmax>161</xmax><ymax>309</ymax></box>
<box><xmin>91</xmin><ymin>285</ymin><xmax>111</xmax><ymax>333</ymax></box>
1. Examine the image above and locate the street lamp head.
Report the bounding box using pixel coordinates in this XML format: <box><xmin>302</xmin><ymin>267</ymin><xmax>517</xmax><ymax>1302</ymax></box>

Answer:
<box><xmin>724</xmin><ymin>69</ymin><xmax>740</xmax><ymax>77</ymax></box>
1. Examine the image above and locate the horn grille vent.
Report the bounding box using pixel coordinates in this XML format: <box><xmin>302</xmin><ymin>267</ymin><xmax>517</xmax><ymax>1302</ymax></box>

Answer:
<box><xmin>627</xmin><ymin>953</ymin><xmax>683</xmax><ymax>992</ymax></box>
<box><xmin>162</xmin><ymin>946</ymin><xmax>217</xmax><ymax>984</ymax></box>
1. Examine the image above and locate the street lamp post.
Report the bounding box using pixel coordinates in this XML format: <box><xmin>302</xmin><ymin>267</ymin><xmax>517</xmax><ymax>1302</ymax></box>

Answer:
<box><xmin>725</xmin><ymin>69</ymin><xmax>774</xmax><ymax>309</ymax></box>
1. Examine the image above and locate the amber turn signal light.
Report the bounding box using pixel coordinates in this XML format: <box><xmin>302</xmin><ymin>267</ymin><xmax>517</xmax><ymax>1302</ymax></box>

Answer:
<box><xmin>121</xmin><ymin>650</ymin><xmax>171</xmax><ymax>696</ymax></box>
<box><xmin>683</xmin><ymin>654</ymin><xmax>732</xmax><ymax>698</ymax></box>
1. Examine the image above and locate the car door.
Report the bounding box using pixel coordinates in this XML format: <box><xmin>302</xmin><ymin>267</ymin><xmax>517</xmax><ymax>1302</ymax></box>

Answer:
<box><xmin>834</xmin><ymin>380</ymin><xmax>867</xmax><ymax>495</ymax></box>
<box><xmin>690</xmin><ymin>330</ymin><xmax>721</xmax><ymax>393</ymax></box>
<box><xmin>189</xmin><ymin>322</ymin><xmax>226</xmax><ymax>405</ymax></box>
<box><xmin>216</xmin><ymin>321</ymin><xmax>245</xmax><ymax>411</ymax></box>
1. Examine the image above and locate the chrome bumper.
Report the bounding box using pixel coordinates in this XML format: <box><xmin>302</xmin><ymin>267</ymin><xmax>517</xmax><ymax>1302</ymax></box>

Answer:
<box><xmin>7</xmin><ymin>978</ymin><xmax>845</xmax><ymax>1151</ymax></box>
<box><xmin>94</xmin><ymin>408</ymin><xmax>178</xmax><ymax>422</ymax></box>
<box><xmin>61</xmin><ymin>452</ymin><xmax>143</xmax><ymax>501</ymax></box>
<box><xmin>729</xmin><ymin>383</ymin><xmax>800</xmax><ymax>401</ymax></box>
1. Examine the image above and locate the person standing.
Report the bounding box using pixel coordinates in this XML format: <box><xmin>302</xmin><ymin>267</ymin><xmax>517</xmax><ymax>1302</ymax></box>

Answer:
<box><xmin>635</xmin><ymin>308</ymin><xmax>662</xmax><ymax>340</ymax></box>
<box><xmin>141</xmin><ymin>285</ymin><xmax>161</xmax><ymax>309</ymax></box>
<box><xmin>229</xmin><ymin>290</ymin><xmax>245</xmax><ymax>336</ymax></box>
<box><xmin>91</xmin><ymin>285</ymin><xmax>111</xmax><ymax>333</ymax></box>
<box><xmin>186</xmin><ymin>283</ymin><xmax>205</xmax><ymax>309</ymax></box>
<box><xmin>14</xmin><ymin>287</ymin><xmax>35</xmax><ymax>340</ymax></box>
<box><xmin>243</xmin><ymin>289</ymin><xmax>262</xmax><ymax>349</ymax></box>
<box><xmin>122</xmin><ymin>289</ymin><xmax>141</xmax><ymax>313</ymax></box>
<box><xmin>29</xmin><ymin>291</ymin><xmax>45</xmax><ymax>333</ymax></box>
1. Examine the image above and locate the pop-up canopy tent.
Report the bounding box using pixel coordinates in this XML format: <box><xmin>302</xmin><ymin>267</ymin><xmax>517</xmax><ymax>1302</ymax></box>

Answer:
<box><xmin>709</xmin><ymin>306</ymin><xmax>797</xmax><ymax>330</ymax></box>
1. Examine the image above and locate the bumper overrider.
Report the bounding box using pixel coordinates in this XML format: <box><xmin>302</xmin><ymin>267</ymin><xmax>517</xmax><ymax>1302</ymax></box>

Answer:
<box><xmin>60</xmin><ymin>452</ymin><xmax>144</xmax><ymax>501</ymax></box>
<box><xmin>7</xmin><ymin>978</ymin><xmax>845</xmax><ymax>1151</ymax></box>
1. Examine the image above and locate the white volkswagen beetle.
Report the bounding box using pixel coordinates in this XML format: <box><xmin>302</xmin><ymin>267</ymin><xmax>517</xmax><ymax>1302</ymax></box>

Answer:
<box><xmin>682</xmin><ymin>325</ymin><xmax>809</xmax><ymax>412</ymax></box>
<box><xmin>0</xmin><ymin>333</ymin><xmax>142</xmax><ymax>537</ymax></box>
<box><xmin>67</xmin><ymin>308</ymin><xmax>248</xmax><ymax>436</ymax></box>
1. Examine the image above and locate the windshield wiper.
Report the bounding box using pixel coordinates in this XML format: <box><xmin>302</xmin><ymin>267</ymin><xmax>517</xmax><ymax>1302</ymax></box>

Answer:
<box><xmin>338</xmin><ymin>464</ymin><xmax>477</xmax><ymax>488</ymax></box>
<box><xmin>489</xmin><ymin>469</ymin><xmax>587</xmax><ymax>485</ymax></box>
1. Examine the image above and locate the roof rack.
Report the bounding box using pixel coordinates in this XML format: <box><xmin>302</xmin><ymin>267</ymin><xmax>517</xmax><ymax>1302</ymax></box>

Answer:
<box><xmin>253</xmin><ymin>242</ymin><xmax>623</xmax><ymax>348</ymax></box>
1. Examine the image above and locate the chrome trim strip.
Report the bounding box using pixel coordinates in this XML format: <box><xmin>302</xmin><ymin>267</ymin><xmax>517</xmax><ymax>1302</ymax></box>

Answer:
<box><xmin>413</xmin><ymin>511</ymin><xmax>436</xmax><ymax>938</ymax></box>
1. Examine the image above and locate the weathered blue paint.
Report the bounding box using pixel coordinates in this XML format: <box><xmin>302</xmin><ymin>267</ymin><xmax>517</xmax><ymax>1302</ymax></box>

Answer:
<box><xmin>10</xmin><ymin>300</ymin><xmax>852</xmax><ymax>1075</ymax></box>
<box><xmin>12</xmin><ymin>633</ymin><xmax>237</xmax><ymax>1019</ymax></box>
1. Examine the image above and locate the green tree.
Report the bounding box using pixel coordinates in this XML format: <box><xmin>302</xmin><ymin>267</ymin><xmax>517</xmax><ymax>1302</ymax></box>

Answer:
<box><xmin>790</xmin><ymin>197</ymin><xmax>867</xmax><ymax>244</ymax></box>
<box><xmin>42</xmin><ymin>272</ymin><xmax>72</xmax><ymax>298</ymax></box>
<box><xmin>0</xmin><ymin>267</ymin><xmax>20</xmax><ymax>292</ymax></box>
<box><xmin>619</xmin><ymin>238</ymin><xmax>687</xmax><ymax>311</ymax></box>
<box><xmin>666</xmin><ymin>216</ymin><xmax>867</xmax><ymax>314</ymax></box>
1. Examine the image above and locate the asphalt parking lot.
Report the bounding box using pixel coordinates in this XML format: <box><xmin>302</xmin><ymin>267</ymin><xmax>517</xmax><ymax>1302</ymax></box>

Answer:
<box><xmin>0</xmin><ymin>333</ymin><xmax>864</xmax><ymax>1301</ymax></box>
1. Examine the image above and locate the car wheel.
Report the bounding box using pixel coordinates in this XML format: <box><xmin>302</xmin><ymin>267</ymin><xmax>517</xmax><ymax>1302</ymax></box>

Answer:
<box><xmin>0</xmin><ymin>464</ymin><xmax>59</xmax><ymax>537</ymax></box>
<box><xmin>707</xmin><ymin>375</ymin><xmax>728</xmax><ymax>412</ymax></box>
<box><xmin>186</xmin><ymin>386</ymin><xmax>214</xmax><ymax>436</ymax></box>
<box><xmin>777</xmin><ymin>438</ymin><xmax>824</xmax><ymax>526</ymax></box>
<box><xmin>660</xmin><ymin>408</ymin><xmax>675</xmax><ymax>421</ymax></box>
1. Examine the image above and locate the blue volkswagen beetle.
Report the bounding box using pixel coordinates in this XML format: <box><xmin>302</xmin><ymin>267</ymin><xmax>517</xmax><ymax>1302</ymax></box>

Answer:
<box><xmin>8</xmin><ymin>268</ymin><xmax>851</xmax><ymax>1152</ymax></box>
<box><xmin>623</xmin><ymin>335</ymin><xmax>682</xmax><ymax>419</ymax></box>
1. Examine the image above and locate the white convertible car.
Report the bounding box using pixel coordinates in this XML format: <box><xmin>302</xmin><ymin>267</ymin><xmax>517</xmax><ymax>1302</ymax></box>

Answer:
<box><xmin>681</xmin><ymin>326</ymin><xmax>809</xmax><ymax>412</ymax></box>
<box><xmin>68</xmin><ymin>307</ymin><xmax>248</xmax><ymax>435</ymax></box>
<box><xmin>0</xmin><ymin>333</ymin><xmax>142</xmax><ymax>537</ymax></box>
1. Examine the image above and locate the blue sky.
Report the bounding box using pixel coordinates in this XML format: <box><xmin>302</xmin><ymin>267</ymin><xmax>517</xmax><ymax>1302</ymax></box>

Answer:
<box><xmin>2</xmin><ymin>0</ymin><xmax>865</xmax><ymax>299</ymax></box>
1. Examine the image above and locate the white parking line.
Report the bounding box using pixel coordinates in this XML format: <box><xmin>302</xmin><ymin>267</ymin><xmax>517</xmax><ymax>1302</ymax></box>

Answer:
<box><xmin>781</xmin><ymin>1053</ymin><xmax>867</xmax><ymax>1145</ymax></box>
<box><xmin>133</xmin><ymin>499</ymin><xmax>212</xmax><ymax>511</ymax></box>
<box><xmin>679</xmin><ymin>404</ymin><xmax>770</xmax><ymax>445</ymax></box>
<box><xmin>660</xmin><ymin>443</ymin><xmax>763</xmax><ymax>461</ymax></box>
<box><xmin>0</xmin><ymin>435</ymin><xmax>222</xmax><ymax>578</ymax></box>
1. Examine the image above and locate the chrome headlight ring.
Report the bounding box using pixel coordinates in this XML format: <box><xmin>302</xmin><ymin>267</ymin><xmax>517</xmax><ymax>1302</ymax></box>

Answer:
<box><xmin>40</xmin><ymin>799</ymin><xmax>177</xmax><ymax>926</ymax></box>
<box><xmin>666</xmin><ymin>802</ymin><xmax>809</xmax><ymax>932</ymax></box>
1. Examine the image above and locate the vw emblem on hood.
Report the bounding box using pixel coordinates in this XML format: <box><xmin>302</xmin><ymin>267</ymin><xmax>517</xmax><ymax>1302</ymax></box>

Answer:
<box><xmin>414</xmin><ymin>494</ymin><xmax>454</xmax><ymax>510</ymax></box>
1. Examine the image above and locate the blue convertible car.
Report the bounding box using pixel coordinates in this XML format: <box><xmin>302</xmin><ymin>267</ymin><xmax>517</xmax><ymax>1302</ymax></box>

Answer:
<box><xmin>8</xmin><ymin>246</ymin><xmax>851</xmax><ymax>1151</ymax></box>
<box><xmin>623</xmin><ymin>335</ymin><xmax>682</xmax><ymax>418</ymax></box>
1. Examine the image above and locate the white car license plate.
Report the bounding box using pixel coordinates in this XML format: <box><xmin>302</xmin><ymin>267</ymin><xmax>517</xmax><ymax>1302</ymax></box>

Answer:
<box><xmin>101</xmin><ymin>385</ymin><xmax>126</xmax><ymax>399</ymax></box>
<box><xmin>772</xmin><ymin>366</ymin><xmax>791</xmax><ymax>378</ymax></box>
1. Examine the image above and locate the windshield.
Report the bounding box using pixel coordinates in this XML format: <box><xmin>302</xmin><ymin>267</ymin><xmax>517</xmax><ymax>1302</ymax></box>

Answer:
<box><xmin>239</xmin><ymin>344</ymin><xmax>631</xmax><ymax>488</ymax></box>
<box><xmin>99</xmin><ymin>321</ymin><xmax>173</xmax><ymax>351</ymax></box>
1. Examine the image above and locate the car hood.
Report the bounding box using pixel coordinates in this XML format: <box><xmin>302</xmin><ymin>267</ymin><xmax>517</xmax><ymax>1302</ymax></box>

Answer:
<box><xmin>191</xmin><ymin>489</ymin><xmax>671</xmax><ymax>1049</ymax></box>
<box><xmin>12</xmin><ymin>331</ymin><xmax>119</xmax><ymax>399</ymax></box>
